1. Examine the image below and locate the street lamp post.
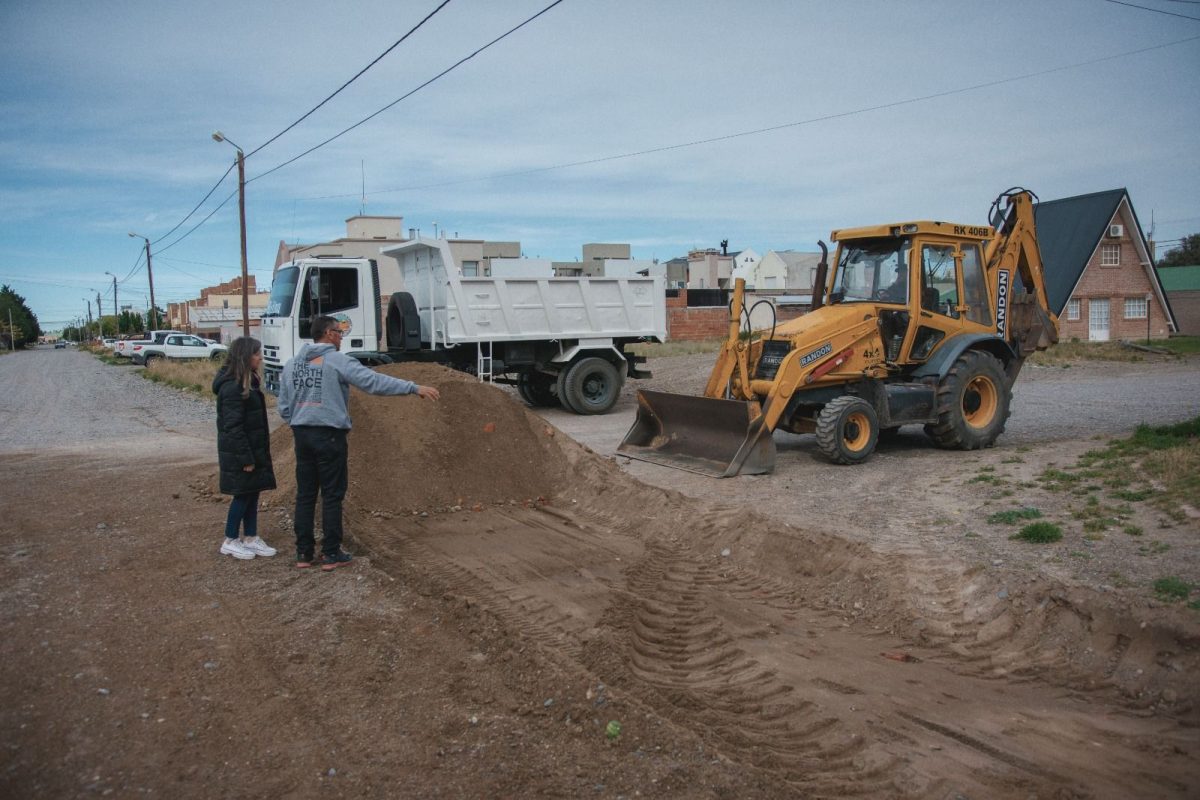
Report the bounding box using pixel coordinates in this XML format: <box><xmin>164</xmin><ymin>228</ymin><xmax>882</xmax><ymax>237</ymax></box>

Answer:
<box><xmin>96</xmin><ymin>292</ymin><xmax>103</xmax><ymax>337</ymax></box>
<box><xmin>84</xmin><ymin>298</ymin><xmax>93</xmax><ymax>340</ymax></box>
<box><xmin>105</xmin><ymin>271</ymin><xmax>119</xmax><ymax>335</ymax></box>
<box><xmin>128</xmin><ymin>233</ymin><xmax>157</xmax><ymax>331</ymax></box>
<box><xmin>212</xmin><ymin>131</ymin><xmax>250</xmax><ymax>336</ymax></box>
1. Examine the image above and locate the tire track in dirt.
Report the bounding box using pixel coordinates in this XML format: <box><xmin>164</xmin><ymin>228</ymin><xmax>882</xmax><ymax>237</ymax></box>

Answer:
<box><xmin>604</xmin><ymin>539</ymin><xmax>902</xmax><ymax>797</ymax></box>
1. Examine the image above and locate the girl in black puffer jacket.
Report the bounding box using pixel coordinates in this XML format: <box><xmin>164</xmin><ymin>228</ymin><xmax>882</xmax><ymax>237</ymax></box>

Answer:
<box><xmin>213</xmin><ymin>337</ymin><xmax>277</xmax><ymax>560</ymax></box>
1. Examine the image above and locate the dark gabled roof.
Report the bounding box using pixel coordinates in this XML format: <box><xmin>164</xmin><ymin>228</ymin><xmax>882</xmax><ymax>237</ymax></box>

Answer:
<box><xmin>1033</xmin><ymin>188</ymin><xmax>1126</xmax><ymax>314</ymax></box>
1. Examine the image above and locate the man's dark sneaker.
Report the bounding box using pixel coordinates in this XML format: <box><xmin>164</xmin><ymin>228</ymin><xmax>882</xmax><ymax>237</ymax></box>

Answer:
<box><xmin>296</xmin><ymin>553</ymin><xmax>315</xmax><ymax>569</ymax></box>
<box><xmin>321</xmin><ymin>551</ymin><xmax>353</xmax><ymax>572</ymax></box>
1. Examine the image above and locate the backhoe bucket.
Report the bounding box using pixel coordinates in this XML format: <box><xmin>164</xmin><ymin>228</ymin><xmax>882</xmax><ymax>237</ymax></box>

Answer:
<box><xmin>617</xmin><ymin>389</ymin><xmax>776</xmax><ymax>478</ymax></box>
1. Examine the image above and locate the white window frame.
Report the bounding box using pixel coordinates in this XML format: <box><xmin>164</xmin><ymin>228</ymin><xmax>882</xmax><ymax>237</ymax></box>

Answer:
<box><xmin>1101</xmin><ymin>244</ymin><xmax>1120</xmax><ymax>267</ymax></box>
<box><xmin>1066</xmin><ymin>298</ymin><xmax>1081</xmax><ymax>321</ymax></box>
<box><xmin>1124</xmin><ymin>296</ymin><xmax>1147</xmax><ymax>320</ymax></box>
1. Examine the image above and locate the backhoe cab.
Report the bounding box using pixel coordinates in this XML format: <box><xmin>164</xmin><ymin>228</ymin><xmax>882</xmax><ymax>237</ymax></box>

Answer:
<box><xmin>619</xmin><ymin>188</ymin><xmax>1058</xmax><ymax>476</ymax></box>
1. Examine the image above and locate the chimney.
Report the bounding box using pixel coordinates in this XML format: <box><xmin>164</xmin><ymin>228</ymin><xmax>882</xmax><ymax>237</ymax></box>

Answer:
<box><xmin>408</xmin><ymin>228</ymin><xmax>416</xmax><ymax>240</ymax></box>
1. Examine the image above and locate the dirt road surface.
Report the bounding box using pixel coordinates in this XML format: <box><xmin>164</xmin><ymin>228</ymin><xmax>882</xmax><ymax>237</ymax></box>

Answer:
<box><xmin>1</xmin><ymin>347</ymin><xmax>1197</xmax><ymax>799</ymax></box>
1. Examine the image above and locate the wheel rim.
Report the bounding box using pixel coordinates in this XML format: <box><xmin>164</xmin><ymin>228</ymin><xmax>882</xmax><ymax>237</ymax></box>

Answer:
<box><xmin>962</xmin><ymin>375</ymin><xmax>998</xmax><ymax>428</ymax></box>
<box><xmin>843</xmin><ymin>411</ymin><xmax>871</xmax><ymax>452</ymax></box>
<box><xmin>582</xmin><ymin>372</ymin><xmax>609</xmax><ymax>404</ymax></box>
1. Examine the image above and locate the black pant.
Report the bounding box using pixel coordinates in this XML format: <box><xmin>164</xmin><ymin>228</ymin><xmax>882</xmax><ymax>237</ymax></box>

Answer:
<box><xmin>292</xmin><ymin>426</ymin><xmax>348</xmax><ymax>558</ymax></box>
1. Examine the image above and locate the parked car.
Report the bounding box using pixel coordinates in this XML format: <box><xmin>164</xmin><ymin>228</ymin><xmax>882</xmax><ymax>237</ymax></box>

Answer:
<box><xmin>115</xmin><ymin>330</ymin><xmax>183</xmax><ymax>358</ymax></box>
<box><xmin>54</xmin><ymin>341</ymin><xmax>67</xmax><ymax>349</ymax></box>
<box><xmin>131</xmin><ymin>333</ymin><xmax>228</xmax><ymax>365</ymax></box>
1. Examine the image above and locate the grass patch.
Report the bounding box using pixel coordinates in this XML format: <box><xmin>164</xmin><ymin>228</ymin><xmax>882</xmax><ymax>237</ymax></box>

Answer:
<box><xmin>1049</xmin><ymin>417</ymin><xmax>1199</xmax><ymax>523</ymax></box>
<box><xmin>142</xmin><ymin>358</ymin><xmax>221</xmax><ymax>396</ymax></box>
<box><xmin>1012</xmin><ymin>521</ymin><xmax>1063</xmax><ymax>543</ymax></box>
<box><xmin>1029</xmin><ymin>340</ymin><xmax>1142</xmax><ymax>366</ymax></box>
<box><xmin>1155</xmin><ymin>335</ymin><xmax>1200</xmax><ymax>356</ymax></box>
<box><xmin>986</xmin><ymin>507</ymin><xmax>1042</xmax><ymax>525</ymax></box>
<box><xmin>1122</xmin><ymin>524</ymin><xmax>1143</xmax><ymax>536</ymax></box>
<box><xmin>625</xmin><ymin>339</ymin><xmax>724</xmax><ymax>357</ymax></box>
<box><xmin>1152</xmin><ymin>577</ymin><xmax>1192</xmax><ymax>602</ymax></box>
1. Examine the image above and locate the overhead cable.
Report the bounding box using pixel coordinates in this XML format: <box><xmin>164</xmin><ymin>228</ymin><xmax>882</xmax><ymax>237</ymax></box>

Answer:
<box><xmin>1102</xmin><ymin>0</ymin><xmax>1200</xmax><ymax>20</ymax></box>
<box><xmin>150</xmin><ymin>162</ymin><xmax>236</xmax><ymax>246</ymax></box>
<box><xmin>246</xmin><ymin>0</ymin><xmax>455</xmax><ymax>158</ymax></box>
<box><xmin>247</xmin><ymin>0</ymin><xmax>567</xmax><ymax>185</ymax></box>
<box><xmin>313</xmin><ymin>32</ymin><xmax>1200</xmax><ymax>199</ymax></box>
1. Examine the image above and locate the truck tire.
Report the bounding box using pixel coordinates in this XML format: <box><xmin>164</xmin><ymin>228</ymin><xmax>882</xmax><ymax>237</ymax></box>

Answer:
<box><xmin>924</xmin><ymin>349</ymin><xmax>1011</xmax><ymax>450</ymax></box>
<box><xmin>144</xmin><ymin>353</ymin><xmax>162</xmax><ymax>367</ymax></box>
<box><xmin>815</xmin><ymin>395</ymin><xmax>879</xmax><ymax>465</ymax></box>
<box><xmin>560</xmin><ymin>357</ymin><xmax>621</xmax><ymax>415</ymax></box>
<box><xmin>517</xmin><ymin>372</ymin><xmax>559</xmax><ymax>408</ymax></box>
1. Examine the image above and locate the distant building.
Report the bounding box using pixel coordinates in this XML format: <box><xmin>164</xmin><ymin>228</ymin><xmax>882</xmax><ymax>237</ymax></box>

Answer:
<box><xmin>275</xmin><ymin>215</ymin><xmax>408</xmax><ymax>268</ymax></box>
<box><xmin>687</xmin><ymin>248</ymin><xmax>734</xmax><ymax>289</ymax></box>
<box><xmin>729</xmin><ymin>248</ymin><xmax>761</xmax><ymax>287</ymax></box>
<box><xmin>446</xmin><ymin>239</ymin><xmax>521</xmax><ymax>276</ymax></box>
<box><xmin>1156</xmin><ymin>265</ymin><xmax>1199</xmax><ymax>335</ymax></box>
<box><xmin>1034</xmin><ymin>188</ymin><xmax>1175</xmax><ymax>341</ymax></box>
<box><xmin>167</xmin><ymin>275</ymin><xmax>270</xmax><ymax>342</ymax></box>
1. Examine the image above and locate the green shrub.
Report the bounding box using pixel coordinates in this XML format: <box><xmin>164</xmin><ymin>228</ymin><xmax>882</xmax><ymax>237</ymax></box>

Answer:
<box><xmin>1012</xmin><ymin>522</ymin><xmax>1063</xmax><ymax>543</ymax></box>
<box><xmin>1152</xmin><ymin>577</ymin><xmax>1192</xmax><ymax>602</ymax></box>
<box><xmin>986</xmin><ymin>507</ymin><xmax>1042</xmax><ymax>525</ymax></box>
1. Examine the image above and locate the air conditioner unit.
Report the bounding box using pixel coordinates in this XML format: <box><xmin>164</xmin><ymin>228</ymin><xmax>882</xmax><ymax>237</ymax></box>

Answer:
<box><xmin>1108</xmin><ymin>224</ymin><xmax>1124</xmax><ymax>238</ymax></box>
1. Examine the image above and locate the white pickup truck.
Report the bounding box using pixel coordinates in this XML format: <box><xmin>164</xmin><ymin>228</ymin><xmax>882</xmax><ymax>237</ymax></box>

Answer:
<box><xmin>131</xmin><ymin>333</ymin><xmax>228</xmax><ymax>365</ymax></box>
<box><xmin>114</xmin><ymin>330</ymin><xmax>183</xmax><ymax>359</ymax></box>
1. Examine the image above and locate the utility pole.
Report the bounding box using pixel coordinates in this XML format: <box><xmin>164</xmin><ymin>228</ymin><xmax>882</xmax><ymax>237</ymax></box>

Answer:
<box><xmin>96</xmin><ymin>292</ymin><xmax>103</xmax><ymax>337</ymax></box>
<box><xmin>85</xmin><ymin>298</ymin><xmax>93</xmax><ymax>339</ymax></box>
<box><xmin>212</xmin><ymin>131</ymin><xmax>251</xmax><ymax>336</ymax></box>
<box><xmin>106</xmin><ymin>272</ymin><xmax>119</xmax><ymax>335</ymax></box>
<box><xmin>7</xmin><ymin>307</ymin><xmax>13</xmax><ymax>351</ymax></box>
<box><xmin>129</xmin><ymin>233</ymin><xmax>157</xmax><ymax>330</ymax></box>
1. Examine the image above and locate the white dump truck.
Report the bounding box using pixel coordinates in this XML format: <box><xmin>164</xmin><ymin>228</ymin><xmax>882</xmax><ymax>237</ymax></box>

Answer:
<box><xmin>259</xmin><ymin>238</ymin><xmax>667</xmax><ymax>414</ymax></box>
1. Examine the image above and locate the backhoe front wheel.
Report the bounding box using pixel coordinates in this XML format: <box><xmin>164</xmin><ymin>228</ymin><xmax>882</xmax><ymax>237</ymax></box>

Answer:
<box><xmin>815</xmin><ymin>396</ymin><xmax>879</xmax><ymax>465</ymax></box>
<box><xmin>924</xmin><ymin>350</ymin><xmax>1012</xmax><ymax>450</ymax></box>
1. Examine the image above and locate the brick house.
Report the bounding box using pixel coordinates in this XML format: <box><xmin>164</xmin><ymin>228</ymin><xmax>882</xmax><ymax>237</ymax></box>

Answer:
<box><xmin>1157</xmin><ymin>265</ymin><xmax>1200</xmax><ymax>335</ymax></box>
<box><xmin>1034</xmin><ymin>188</ymin><xmax>1176</xmax><ymax>341</ymax></box>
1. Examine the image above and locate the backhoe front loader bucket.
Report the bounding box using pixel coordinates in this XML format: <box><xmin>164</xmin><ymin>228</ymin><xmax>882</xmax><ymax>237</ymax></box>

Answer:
<box><xmin>617</xmin><ymin>389</ymin><xmax>776</xmax><ymax>478</ymax></box>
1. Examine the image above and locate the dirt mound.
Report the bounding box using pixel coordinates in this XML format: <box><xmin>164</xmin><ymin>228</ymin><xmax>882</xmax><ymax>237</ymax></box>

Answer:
<box><xmin>270</xmin><ymin>363</ymin><xmax>572</xmax><ymax>513</ymax></box>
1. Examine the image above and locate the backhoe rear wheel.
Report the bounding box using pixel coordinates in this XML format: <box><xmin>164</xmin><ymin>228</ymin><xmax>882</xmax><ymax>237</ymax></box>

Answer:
<box><xmin>924</xmin><ymin>349</ymin><xmax>1011</xmax><ymax>450</ymax></box>
<box><xmin>815</xmin><ymin>396</ymin><xmax>879</xmax><ymax>465</ymax></box>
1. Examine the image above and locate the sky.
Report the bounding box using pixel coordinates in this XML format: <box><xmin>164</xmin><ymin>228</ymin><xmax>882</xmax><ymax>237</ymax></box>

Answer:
<box><xmin>1</xmin><ymin>0</ymin><xmax>1198</xmax><ymax>331</ymax></box>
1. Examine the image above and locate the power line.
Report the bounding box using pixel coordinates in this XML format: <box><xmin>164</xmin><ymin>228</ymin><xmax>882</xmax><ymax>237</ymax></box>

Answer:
<box><xmin>152</xmin><ymin>0</ymin><xmax>565</xmax><ymax>254</ymax></box>
<box><xmin>246</xmin><ymin>0</ymin><xmax>455</xmax><ymax>158</ymax></box>
<box><xmin>150</xmin><ymin>162</ymin><xmax>236</xmax><ymax>246</ymax></box>
<box><xmin>1102</xmin><ymin>0</ymin><xmax>1200</xmax><ymax>20</ymax></box>
<box><xmin>143</xmin><ymin>1</ymin><xmax>455</xmax><ymax>251</ymax></box>
<box><xmin>247</xmin><ymin>0</ymin><xmax>567</xmax><ymax>185</ymax></box>
<box><xmin>313</xmin><ymin>33</ymin><xmax>1200</xmax><ymax>200</ymax></box>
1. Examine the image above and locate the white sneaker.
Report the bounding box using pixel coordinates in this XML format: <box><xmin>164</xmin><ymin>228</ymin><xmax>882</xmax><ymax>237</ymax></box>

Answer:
<box><xmin>241</xmin><ymin>536</ymin><xmax>277</xmax><ymax>557</ymax></box>
<box><xmin>220</xmin><ymin>538</ymin><xmax>255</xmax><ymax>560</ymax></box>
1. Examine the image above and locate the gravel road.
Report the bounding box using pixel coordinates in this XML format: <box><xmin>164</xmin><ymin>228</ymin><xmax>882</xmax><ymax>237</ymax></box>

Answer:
<box><xmin>0</xmin><ymin>346</ymin><xmax>214</xmax><ymax>460</ymax></box>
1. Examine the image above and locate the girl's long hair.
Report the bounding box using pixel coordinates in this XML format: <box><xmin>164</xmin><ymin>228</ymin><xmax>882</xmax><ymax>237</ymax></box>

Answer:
<box><xmin>226</xmin><ymin>337</ymin><xmax>262</xmax><ymax>399</ymax></box>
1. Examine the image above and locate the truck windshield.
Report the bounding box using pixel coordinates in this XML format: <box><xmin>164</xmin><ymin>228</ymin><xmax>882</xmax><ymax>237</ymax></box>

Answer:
<box><xmin>834</xmin><ymin>238</ymin><xmax>910</xmax><ymax>303</ymax></box>
<box><xmin>264</xmin><ymin>267</ymin><xmax>300</xmax><ymax>317</ymax></box>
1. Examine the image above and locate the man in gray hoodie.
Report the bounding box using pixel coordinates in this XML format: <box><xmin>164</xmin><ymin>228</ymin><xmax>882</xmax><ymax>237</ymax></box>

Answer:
<box><xmin>278</xmin><ymin>315</ymin><xmax>440</xmax><ymax>571</ymax></box>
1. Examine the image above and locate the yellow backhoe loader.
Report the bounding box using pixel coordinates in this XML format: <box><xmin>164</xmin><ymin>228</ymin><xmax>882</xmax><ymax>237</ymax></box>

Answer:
<box><xmin>619</xmin><ymin>188</ymin><xmax>1059</xmax><ymax>476</ymax></box>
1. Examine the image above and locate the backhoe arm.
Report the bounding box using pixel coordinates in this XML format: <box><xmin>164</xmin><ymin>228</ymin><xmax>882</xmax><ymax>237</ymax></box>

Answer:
<box><xmin>984</xmin><ymin>190</ymin><xmax>1059</xmax><ymax>373</ymax></box>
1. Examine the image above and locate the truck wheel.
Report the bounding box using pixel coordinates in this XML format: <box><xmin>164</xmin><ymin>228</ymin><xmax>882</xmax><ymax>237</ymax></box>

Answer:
<box><xmin>561</xmin><ymin>357</ymin><xmax>622</xmax><ymax>415</ymax></box>
<box><xmin>517</xmin><ymin>372</ymin><xmax>559</xmax><ymax>407</ymax></box>
<box><xmin>924</xmin><ymin>350</ymin><xmax>1011</xmax><ymax>450</ymax></box>
<box><xmin>210</xmin><ymin>351</ymin><xmax>225</xmax><ymax>361</ymax></box>
<box><xmin>815</xmin><ymin>396</ymin><xmax>879</xmax><ymax>465</ymax></box>
<box><xmin>144</xmin><ymin>354</ymin><xmax>161</xmax><ymax>367</ymax></box>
